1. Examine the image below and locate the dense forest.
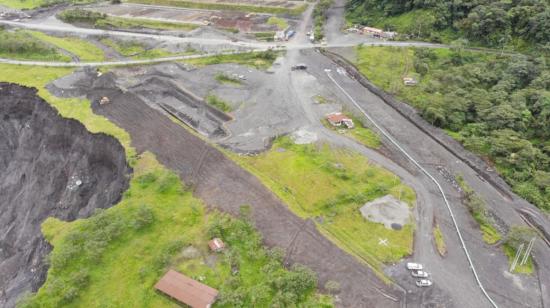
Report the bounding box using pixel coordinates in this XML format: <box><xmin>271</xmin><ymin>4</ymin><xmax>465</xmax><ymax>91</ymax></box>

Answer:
<box><xmin>348</xmin><ymin>0</ymin><xmax>550</xmax><ymax>209</ymax></box>
<box><xmin>355</xmin><ymin>46</ymin><xmax>550</xmax><ymax>210</ymax></box>
<box><xmin>346</xmin><ymin>0</ymin><xmax>550</xmax><ymax>49</ymax></box>
<box><xmin>416</xmin><ymin>49</ymin><xmax>549</xmax><ymax>210</ymax></box>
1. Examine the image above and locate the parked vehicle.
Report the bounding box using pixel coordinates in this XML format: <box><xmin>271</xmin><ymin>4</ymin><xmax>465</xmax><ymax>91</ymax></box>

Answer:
<box><xmin>291</xmin><ymin>64</ymin><xmax>307</xmax><ymax>71</ymax></box>
<box><xmin>416</xmin><ymin>279</ymin><xmax>433</xmax><ymax>287</ymax></box>
<box><xmin>411</xmin><ymin>270</ymin><xmax>429</xmax><ymax>278</ymax></box>
<box><xmin>406</xmin><ymin>262</ymin><xmax>423</xmax><ymax>270</ymax></box>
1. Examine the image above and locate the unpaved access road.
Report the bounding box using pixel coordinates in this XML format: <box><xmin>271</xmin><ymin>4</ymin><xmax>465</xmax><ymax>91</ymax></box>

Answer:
<box><xmin>297</xmin><ymin>47</ymin><xmax>548</xmax><ymax>308</ymax></box>
<box><xmin>47</xmin><ymin>72</ymin><xmax>404</xmax><ymax>307</ymax></box>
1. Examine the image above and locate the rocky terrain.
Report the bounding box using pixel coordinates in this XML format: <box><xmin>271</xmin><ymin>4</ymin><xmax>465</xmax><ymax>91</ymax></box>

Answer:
<box><xmin>0</xmin><ymin>83</ymin><xmax>131</xmax><ymax>307</ymax></box>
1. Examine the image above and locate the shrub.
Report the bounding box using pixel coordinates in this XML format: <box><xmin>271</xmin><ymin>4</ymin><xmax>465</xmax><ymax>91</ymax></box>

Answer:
<box><xmin>133</xmin><ymin>204</ymin><xmax>154</xmax><ymax>230</ymax></box>
<box><xmin>324</xmin><ymin>280</ymin><xmax>341</xmax><ymax>294</ymax></box>
<box><xmin>0</xmin><ymin>30</ymin><xmax>57</xmax><ymax>56</ymax></box>
<box><xmin>505</xmin><ymin>226</ymin><xmax>537</xmax><ymax>249</ymax></box>
<box><xmin>58</xmin><ymin>9</ymin><xmax>106</xmax><ymax>24</ymax></box>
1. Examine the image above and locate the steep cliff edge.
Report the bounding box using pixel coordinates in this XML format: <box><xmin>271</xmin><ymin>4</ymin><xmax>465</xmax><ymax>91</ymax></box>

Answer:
<box><xmin>0</xmin><ymin>83</ymin><xmax>131</xmax><ymax>307</ymax></box>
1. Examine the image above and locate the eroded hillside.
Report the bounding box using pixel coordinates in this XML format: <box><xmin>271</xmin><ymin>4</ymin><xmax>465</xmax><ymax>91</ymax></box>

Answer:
<box><xmin>0</xmin><ymin>83</ymin><xmax>131</xmax><ymax>307</ymax></box>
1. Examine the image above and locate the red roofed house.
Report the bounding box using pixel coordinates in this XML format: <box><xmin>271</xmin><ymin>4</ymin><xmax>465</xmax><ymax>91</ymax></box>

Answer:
<box><xmin>155</xmin><ymin>270</ymin><xmax>219</xmax><ymax>308</ymax></box>
<box><xmin>208</xmin><ymin>238</ymin><xmax>225</xmax><ymax>252</ymax></box>
<box><xmin>326</xmin><ymin>112</ymin><xmax>354</xmax><ymax>129</ymax></box>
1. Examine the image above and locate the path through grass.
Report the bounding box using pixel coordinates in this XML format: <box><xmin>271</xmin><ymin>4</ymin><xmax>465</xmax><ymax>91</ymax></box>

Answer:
<box><xmin>27</xmin><ymin>31</ymin><xmax>106</xmax><ymax>62</ymax></box>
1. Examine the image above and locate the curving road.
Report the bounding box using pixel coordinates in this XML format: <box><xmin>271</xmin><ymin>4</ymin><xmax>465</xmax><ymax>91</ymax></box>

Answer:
<box><xmin>1</xmin><ymin>4</ymin><xmax>548</xmax><ymax>307</ymax></box>
<box><xmin>0</xmin><ymin>19</ymin><xmax>445</xmax><ymax>67</ymax></box>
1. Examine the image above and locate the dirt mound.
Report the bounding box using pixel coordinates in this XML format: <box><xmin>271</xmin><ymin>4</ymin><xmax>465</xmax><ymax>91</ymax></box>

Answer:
<box><xmin>0</xmin><ymin>83</ymin><xmax>131</xmax><ymax>307</ymax></box>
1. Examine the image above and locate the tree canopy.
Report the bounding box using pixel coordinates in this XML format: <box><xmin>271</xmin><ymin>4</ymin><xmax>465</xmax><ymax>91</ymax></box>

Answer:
<box><xmin>347</xmin><ymin>0</ymin><xmax>550</xmax><ymax>48</ymax></box>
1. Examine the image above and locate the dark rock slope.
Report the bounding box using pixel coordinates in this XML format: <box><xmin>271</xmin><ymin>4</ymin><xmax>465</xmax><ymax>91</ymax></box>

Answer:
<box><xmin>0</xmin><ymin>83</ymin><xmax>131</xmax><ymax>307</ymax></box>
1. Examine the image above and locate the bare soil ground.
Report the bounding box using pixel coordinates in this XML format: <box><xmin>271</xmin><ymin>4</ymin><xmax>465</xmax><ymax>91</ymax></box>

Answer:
<box><xmin>90</xmin><ymin>4</ymin><xmax>298</xmax><ymax>33</ymax></box>
<box><xmin>47</xmin><ymin>70</ymin><xmax>405</xmax><ymax>307</ymax></box>
<box><xmin>0</xmin><ymin>83</ymin><xmax>130</xmax><ymax>308</ymax></box>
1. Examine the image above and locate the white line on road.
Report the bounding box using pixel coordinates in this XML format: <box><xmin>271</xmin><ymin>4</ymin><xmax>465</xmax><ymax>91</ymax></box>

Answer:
<box><xmin>325</xmin><ymin>71</ymin><xmax>499</xmax><ymax>308</ymax></box>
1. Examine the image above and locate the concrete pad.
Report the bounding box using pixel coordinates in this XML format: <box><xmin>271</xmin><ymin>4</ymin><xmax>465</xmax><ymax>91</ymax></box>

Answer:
<box><xmin>360</xmin><ymin>195</ymin><xmax>410</xmax><ymax>230</ymax></box>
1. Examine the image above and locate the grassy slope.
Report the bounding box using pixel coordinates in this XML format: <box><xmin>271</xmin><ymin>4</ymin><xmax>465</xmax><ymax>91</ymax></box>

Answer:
<box><xmin>22</xmin><ymin>152</ymin><xmax>332</xmax><ymax>307</ymax></box>
<box><xmin>0</xmin><ymin>0</ymin><xmax>46</xmax><ymax>9</ymax></box>
<box><xmin>0</xmin><ymin>30</ymin><xmax>71</xmax><ymax>62</ymax></box>
<box><xmin>0</xmin><ymin>64</ymin><xmax>135</xmax><ymax>159</ymax></box>
<box><xmin>99</xmin><ymin>38</ymin><xmax>179</xmax><ymax>59</ymax></box>
<box><xmin>182</xmin><ymin>51</ymin><xmax>279</xmax><ymax>70</ymax></box>
<box><xmin>3</xmin><ymin>65</ymin><xmax>332</xmax><ymax>307</ymax></box>
<box><xmin>267</xmin><ymin>16</ymin><xmax>288</xmax><ymax>30</ymax></box>
<box><xmin>27</xmin><ymin>31</ymin><xmax>106</xmax><ymax>62</ymax></box>
<box><xmin>95</xmin><ymin>15</ymin><xmax>198</xmax><ymax>31</ymax></box>
<box><xmin>25</xmin><ymin>152</ymin><xmax>206</xmax><ymax>307</ymax></box>
<box><xmin>347</xmin><ymin>9</ymin><xmax>457</xmax><ymax>42</ymax></box>
<box><xmin>354</xmin><ymin>47</ymin><xmax>511</xmax><ymax>244</ymax></box>
<box><xmin>231</xmin><ymin>137</ymin><xmax>415</xmax><ymax>273</ymax></box>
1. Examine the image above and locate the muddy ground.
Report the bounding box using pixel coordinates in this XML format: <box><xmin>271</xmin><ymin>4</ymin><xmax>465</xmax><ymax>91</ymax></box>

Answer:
<box><xmin>47</xmin><ymin>67</ymin><xmax>404</xmax><ymax>307</ymax></box>
<box><xmin>0</xmin><ymin>83</ymin><xmax>131</xmax><ymax>307</ymax></box>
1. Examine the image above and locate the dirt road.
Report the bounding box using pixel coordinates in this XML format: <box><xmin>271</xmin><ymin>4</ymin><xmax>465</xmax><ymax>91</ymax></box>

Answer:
<box><xmin>47</xmin><ymin>73</ymin><xmax>405</xmax><ymax>307</ymax></box>
<box><xmin>297</xmin><ymin>47</ymin><xmax>547</xmax><ymax>308</ymax></box>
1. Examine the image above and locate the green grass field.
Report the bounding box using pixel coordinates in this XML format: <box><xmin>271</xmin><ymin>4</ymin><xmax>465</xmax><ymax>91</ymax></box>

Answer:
<box><xmin>267</xmin><ymin>16</ymin><xmax>288</xmax><ymax>30</ymax></box>
<box><xmin>353</xmin><ymin>45</ymin><xmax>490</xmax><ymax>113</ymax></box>
<box><xmin>355</xmin><ymin>45</ymin><xmax>417</xmax><ymax>95</ymax></box>
<box><xmin>183</xmin><ymin>50</ymin><xmax>279</xmax><ymax>70</ymax></box>
<box><xmin>0</xmin><ymin>0</ymin><xmax>46</xmax><ymax>9</ymax></box>
<box><xmin>3</xmin><ymin>65</ymin><xmax>332</xmax><ymax>307</ymax></box>
<box><xmin>0</xmin><ymin>64</ymin><xmax>135</xmax><ymax>160</ymax></box>
<box><xmin>231</xmin><ymin>137</ymin><xmax>415</xmax><ymax>273</ymax></box>
<box><xmin>99</xmin><ymin>38</ymin><xmax>181</xmax><ymax>59</ymax></box>
<box><xmin>0</xmin><ymin>30</ymin><xmax>71</xmax><ymax>62</ymax></box>
<box><xmin>19</xmin><ymin>153</ymin><xmax>332</xmax><ymax>307</ymax></box>
<box><xmin>27</xmin><ymin>31</ymin><xmax>106</xmax><ymax>62</ymax></box>
<box><xmin>96</xmin><ymin>16</ymin><xmax>198</xmax><ymax>31</ymax></box>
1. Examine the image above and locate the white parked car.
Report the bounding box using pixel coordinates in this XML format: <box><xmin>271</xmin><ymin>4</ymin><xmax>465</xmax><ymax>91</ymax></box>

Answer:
<box><xmin>411</xmin><ymin>270</ymin><xmax>429</xmax><ymax>278</ymax></box>
<box><xmin>406</xmin><ymin>262</ymin><xmax>423</xmax><ymax>270</ymax></box>
<box><xmin>416</xmin><ymin>279</ymin><xmax>433</xmax><ymax>287</ymax></box>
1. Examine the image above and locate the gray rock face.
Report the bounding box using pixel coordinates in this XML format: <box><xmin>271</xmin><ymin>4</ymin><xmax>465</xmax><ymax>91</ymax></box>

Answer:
<box><xmin>0</xmin><ymin>83</ymin><xmax>131</xmax><ymax>307</ymax></box>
